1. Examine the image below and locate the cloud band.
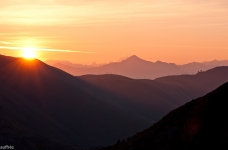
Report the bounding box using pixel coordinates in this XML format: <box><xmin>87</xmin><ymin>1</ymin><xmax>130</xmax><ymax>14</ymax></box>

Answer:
<box><xmin>0</xmin><ymin>46</ymin><xmax>95</xmax><ymax>53</ymax></box>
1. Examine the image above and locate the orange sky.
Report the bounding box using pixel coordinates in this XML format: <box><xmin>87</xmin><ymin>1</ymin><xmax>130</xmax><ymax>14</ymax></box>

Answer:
<box><xmin>0</xmin><ymin>0</ymin><xmax>228</xmax><ymax>64</ymax></box>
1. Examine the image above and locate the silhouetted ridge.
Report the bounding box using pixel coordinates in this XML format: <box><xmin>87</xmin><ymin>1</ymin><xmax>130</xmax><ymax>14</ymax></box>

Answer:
<box><xmin>80</xmin><ymin>66</ymin><xmax>228</xmax><ymax>124</ymax></box>
<box><xmin>0</xmin><ymin>54</ymin><xmax>150</xmax><ymax>148</ymax></box>
<box><xmin>0</xmin><ymin>54</ymin><xmax>19</xmax><ymax>67</ymax></box>
<box><xmin>104</xmin><ymin>82</ymin><xmax>228</xmax><ymax>150</ymax></box>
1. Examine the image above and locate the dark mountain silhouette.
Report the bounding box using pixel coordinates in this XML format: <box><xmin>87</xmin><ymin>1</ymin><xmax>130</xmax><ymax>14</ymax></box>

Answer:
<box><xmin>3</xmin><ymin>54</ymin><xmax>228</xmax><ymax>149</ymax></box>
<box><xmin>53</xmin><ymin>62</ymin><xmax>83</xmax><ymax>75</ymax></box>
<box><xmin>0</xmin><ymin>54</ymin><xmax>150</xmax><ymax>148</ymax></box>
<box><xmin>54</xmin><ymin>55</ymin><xmax>182</xmax><ymax>79</ymax></box>
<box><xmin>80</xmin><ymin>66</ymin><xmax>228</xmax><ymax>123</ymax></box>
<box><xmin>0</xmin><ymin>106</ymin><xmax>78</xmax><ymax>150</ymax></box>
<box><xmin>104</xmin><ymin>82</ymin><xmax>228</xmax><ymax>150</ymax></box>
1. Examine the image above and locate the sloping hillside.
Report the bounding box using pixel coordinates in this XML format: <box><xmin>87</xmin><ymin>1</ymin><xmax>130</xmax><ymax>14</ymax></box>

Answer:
<box><xmin>80</xmin><ymin>66</ymin><xmax>228</xmax><ymax>122</ymax></box>
<box><xmin>0</xmin><ymin>55</ymin><xmax>150</xmax><ymax>148</ymax></box>
<box><xmin>104</xmin><ymin>82</ymin><xmax>228</xmax><ymax>150</ymax></box>
<box><xmin>0</xmin><ymin>104</ymin><xmax>79</xmax><ymax>150</ymax></box>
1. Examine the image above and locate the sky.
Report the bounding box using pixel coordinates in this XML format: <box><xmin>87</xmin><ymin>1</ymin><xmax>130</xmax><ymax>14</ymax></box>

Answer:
<box><xmin>0</xmin><ymin>0</ymin><xmax>228</xmax><ymax>64</ymax></box>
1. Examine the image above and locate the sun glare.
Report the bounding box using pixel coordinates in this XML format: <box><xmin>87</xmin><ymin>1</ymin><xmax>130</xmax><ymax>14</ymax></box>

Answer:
<box><xmin>22</xmin><ymin>48</ymin><xmax>36</xmax><ymax>59</ymax></box>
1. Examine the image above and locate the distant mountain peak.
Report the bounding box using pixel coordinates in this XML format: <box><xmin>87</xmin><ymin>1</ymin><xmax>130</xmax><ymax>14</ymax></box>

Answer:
<box><xmin>129</xmin><ymin>55</ymin><xmax>140</xmax><ymax>59</ymax></box>
<box><xmin>124</xmin><ymin>55</ymin><xmax>143</xmax><ymax>62</ymax></box>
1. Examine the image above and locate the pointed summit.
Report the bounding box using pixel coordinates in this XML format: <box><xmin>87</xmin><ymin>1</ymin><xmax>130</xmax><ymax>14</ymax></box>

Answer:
<box><xmin>128</xmin><ymin>55</ymin><xmax>141</xmax><ymax>60</ymax></box>
<box><xmin>123</xmin><ymin>55</ymin><xmax>143</xmax><ymax>62</ymax></box>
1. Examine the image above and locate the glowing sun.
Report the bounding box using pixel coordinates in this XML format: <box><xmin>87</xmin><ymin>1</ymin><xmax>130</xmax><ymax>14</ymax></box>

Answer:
<box><xmin>22</xmin><ymin>48</ymin><xmax>36</xmax><ymax>59</ymax></box>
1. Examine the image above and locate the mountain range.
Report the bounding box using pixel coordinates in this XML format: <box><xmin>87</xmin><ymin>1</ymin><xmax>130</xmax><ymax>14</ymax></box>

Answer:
<box><xmin>0</xmin><ymin>55</ymin><xmax>150</xmax><ymax>148</ymax></box>
<box><xmin>104</xmin><ymin>82</ymin><xmax>228</xmax><ymax>150</ymax></box>
<box><xmin>79</xmin><ymin>66</ymin><xmax>228</xmax><ymax>123</ymax></box>
<box><xmin>1</xmin><ymin>54</ymin><xmax>228</xmax><ymax>149</ymax></box>
<box><xmin>46</xmin><ymin>55</ymin><xmax>228</xmax><ymax>79</ymax></box>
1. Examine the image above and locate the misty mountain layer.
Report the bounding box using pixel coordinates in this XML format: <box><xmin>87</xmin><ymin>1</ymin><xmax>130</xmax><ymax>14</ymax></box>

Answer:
<box><xmin>48</xmin><ymin>55</ymin><xmax>228</xmax><ymax>79</ymax></box>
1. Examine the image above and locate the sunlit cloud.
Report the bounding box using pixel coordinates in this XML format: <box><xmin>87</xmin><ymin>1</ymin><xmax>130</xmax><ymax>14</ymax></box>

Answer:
<box><xmin>0</xmin><ymin>0</ymin><xmax>227</xmax><ymax>26</ymax></box>
<box><xmin>0</xmin><ymin>41</ymin><xmax>15</xmax><ymax>45</ymax></box>
<box><xmin>0</xmin><ymin>45</ymin><xmax>95</xmax><ymax>53</ymax></box>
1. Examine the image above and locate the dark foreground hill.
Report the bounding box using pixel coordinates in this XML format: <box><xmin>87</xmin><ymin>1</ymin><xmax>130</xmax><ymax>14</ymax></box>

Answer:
<box><xmin>79</xmin><ymin>66</ymin><xmax>228</xmax><ymax>123</ymax></box>
<box><xmin>0</xmin><ymin>55</ymin><xmax>150</xmax><ymax>148</ymax></box>
<box><xmin>0</xmin><ymin>105</ymin><xmax>79</xmax><ymax>150</ymax></box>
<box><xmin>104</xmin><ymin>82</ymin><xmax>228</xmax><ymax>150</ymax></box>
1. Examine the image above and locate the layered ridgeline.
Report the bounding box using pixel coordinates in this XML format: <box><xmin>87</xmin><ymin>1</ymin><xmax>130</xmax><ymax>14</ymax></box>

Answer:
<box><xmin>0</xmin><ymin>55</ymin><xmax>150</xmax><ymax>148</ymax></box>
<box><xmin>52</xmin><ymin>55</ymin><xmax>182</xmax><ymax>79</ymax></box>
<box><xmin>80</xmin><ymin>66</ymin><xmax>228</xmax><ymax>123</ymax></box>
<box><xmin>104</xmin><ymin>82</ymin><xmax>228</xmax><ymax>150</ymax></box>
<box><xmin>48</xmin><ymin>55</ymin><xmax>228</xmax><ymax>79</ymax></box>
<box><xmin>1</xmin><ymin>54</ymin><xmax>228</xmax><ymax>149</ymax></box>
